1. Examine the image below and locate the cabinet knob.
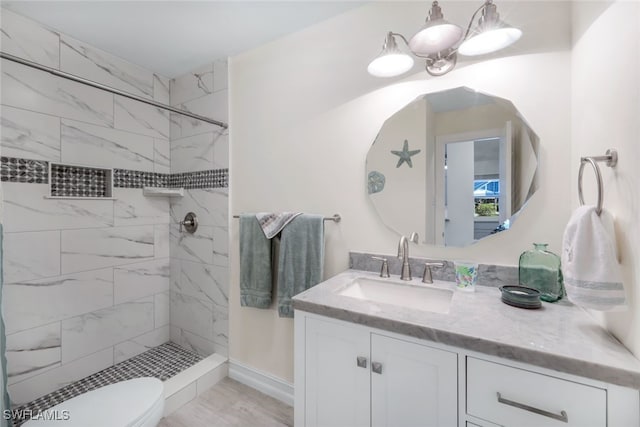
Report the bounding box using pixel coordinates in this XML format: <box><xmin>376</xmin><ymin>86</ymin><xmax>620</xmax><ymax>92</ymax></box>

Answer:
<box><xmin>371</xmin><ymin>362</ymin><xmax>383</xmax><ymax>374</ymax></box>
<box><xmin>356</xmin><ymin>356</ymin><xmax>367</xmax><ymax>369</ymax></box>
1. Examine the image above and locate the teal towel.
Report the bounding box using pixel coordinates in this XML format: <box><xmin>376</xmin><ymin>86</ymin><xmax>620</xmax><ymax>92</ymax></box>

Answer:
<box><xmin>239</xmin><ymin>215</ymin><xmax>273</xmax><ymax>308</ymax></box>
<box><xmin>277</xmin><ymin>214</ymin><xmax>324</xmax><ymax>317</ymax></box>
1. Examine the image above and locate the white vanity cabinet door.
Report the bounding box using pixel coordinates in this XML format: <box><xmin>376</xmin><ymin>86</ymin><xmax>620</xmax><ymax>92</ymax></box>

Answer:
<box><xmin>467</xmin><ymin>357</ymin><xmax>606</xmax><ymax>427</ymax></box>
<box><xmin>370</xmin><ymin>334</ymin><xmax>458</xmax><ymax>427</ymax></box>
<box><xmin>304</xmin><ymin>317</ymin><xmax>370</xmax><ymax>427</ymax></box>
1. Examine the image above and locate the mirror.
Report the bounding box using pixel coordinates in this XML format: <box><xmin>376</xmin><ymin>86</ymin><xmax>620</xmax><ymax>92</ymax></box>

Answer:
<box><xmin>366</xmin><ymin>87</ymin><xmax>539</xmax><ymax>247</ymax></box>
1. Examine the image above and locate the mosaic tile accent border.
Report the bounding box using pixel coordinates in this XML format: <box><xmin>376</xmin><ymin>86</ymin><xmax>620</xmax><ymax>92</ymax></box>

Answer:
<box><xmin>51</xmin><ymin>163</ymin><xmax>111</xmax><ymax>198</ymax></box>
<box><xmin>113</xmin><ymin>169</ymin><xmax>170</xmax><ymax>188</ymax></box>
<box><xmin>10</xmin><ymin>342</ymin><xmax>203</xmax><ymax>426</ymax></box>
<box><xmin>1</xmin><ymin>157</ymin><xmax>228</xmax><ymax>190</ymax></box>
<box><xmin>170</xmin><ymin>168</ymin><xmax>228</xmax><ymax>189</ymax></box>
<box><xmin>1</xmin><ymin>157</ymin><xmax>48</xmax><ymax>184</ymax></box>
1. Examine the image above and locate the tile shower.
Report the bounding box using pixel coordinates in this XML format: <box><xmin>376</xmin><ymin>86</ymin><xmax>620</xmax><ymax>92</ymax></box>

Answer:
<box><xmin>13</xmin><ymin>343</ymin><xmax>202</xmax><ymax>425</ymax></box>
<box><xmin>0</xmin><ymin>7</ymin><xmax>229</xmax><ymax>408</ymax></box>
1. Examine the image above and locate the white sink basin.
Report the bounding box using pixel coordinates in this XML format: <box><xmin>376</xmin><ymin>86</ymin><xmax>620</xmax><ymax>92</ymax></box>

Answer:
<box><xmin>338</xmin><ymin>277</ymin><xmax>453</xmax><ymax>314</ymax></box>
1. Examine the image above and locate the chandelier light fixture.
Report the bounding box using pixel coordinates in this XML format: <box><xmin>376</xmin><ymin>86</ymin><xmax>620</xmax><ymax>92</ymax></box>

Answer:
<box><xmin>367</xmin><ymin>0</ymin><xmax>522</xmax><ymax>78</ymax></box>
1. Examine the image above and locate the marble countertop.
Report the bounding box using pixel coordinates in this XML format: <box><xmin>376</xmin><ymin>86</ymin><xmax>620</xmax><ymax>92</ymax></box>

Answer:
<box><xmin>293</xmin><ymin>269</ymin><xmax>640</xmax><ymax>389</ymax></box>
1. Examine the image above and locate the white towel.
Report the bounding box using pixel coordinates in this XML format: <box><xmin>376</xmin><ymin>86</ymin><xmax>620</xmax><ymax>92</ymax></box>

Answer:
<box><xmin>255</xmin><ymin>212</ymin><xmax>302</xmax><ymax>239</ymax></box>
<box><xmin>561</xmin><ymin>205</ymin><xmax>626</xmax><ymax>311</ymax></box>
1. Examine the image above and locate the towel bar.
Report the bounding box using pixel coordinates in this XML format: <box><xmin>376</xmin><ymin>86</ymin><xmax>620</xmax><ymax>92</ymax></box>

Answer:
<box><xmin>233</xmin><ymin>213</ymin><xmax>341</xmax><ymax>223</ymax></box>
<box><xmin>578</xmin><ymin>149</ymin><xmax>617</xmax><ymax>216</ymax></box>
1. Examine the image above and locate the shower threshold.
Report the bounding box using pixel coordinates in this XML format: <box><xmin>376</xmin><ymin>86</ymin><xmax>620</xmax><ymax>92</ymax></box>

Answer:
<box><xmin>10</xmin><ymin>342</ymin><xmax>228</xmax><ymax>426</ymax></box>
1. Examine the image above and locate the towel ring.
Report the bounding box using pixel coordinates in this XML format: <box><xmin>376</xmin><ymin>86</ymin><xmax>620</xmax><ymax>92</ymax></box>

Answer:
<box><xmin>578</xmin><ymin>157</ymin><xmax>603</xmax><ymax>215</ymax></box>
<box><xmin>578</xmin><ymin>149</ymin><xmax>617</xmax><ymax>216</ymax></box>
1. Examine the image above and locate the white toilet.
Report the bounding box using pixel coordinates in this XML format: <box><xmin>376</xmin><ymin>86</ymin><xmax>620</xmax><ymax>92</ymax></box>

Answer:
<box><xmin>23</xmin><ymin>377</ymin><xmax>164</xmax><ymax>427</ymax></box>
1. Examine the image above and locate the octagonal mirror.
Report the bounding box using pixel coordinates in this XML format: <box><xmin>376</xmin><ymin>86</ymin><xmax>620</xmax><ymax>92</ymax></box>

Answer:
<box><xmin>366</xmin><ymin>87</ymin><xmax>540</xmax><ymax>247</ymax></box>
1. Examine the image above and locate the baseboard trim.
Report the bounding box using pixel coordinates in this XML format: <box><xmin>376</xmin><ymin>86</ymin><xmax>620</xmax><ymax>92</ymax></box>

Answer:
<box><xmin>228</xmin><ymin>359</ymin><xmax>294</xmax><ymax>406</ymax></box>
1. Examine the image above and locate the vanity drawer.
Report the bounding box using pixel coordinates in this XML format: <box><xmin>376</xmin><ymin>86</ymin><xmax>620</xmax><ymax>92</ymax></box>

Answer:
<box><xmin>466</xmin><ymin>357</ymin><xmax>606</xmax><ymax>427</ymax></box>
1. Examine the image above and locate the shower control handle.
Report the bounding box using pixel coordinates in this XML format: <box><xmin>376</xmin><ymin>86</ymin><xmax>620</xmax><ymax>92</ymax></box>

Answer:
<box><xmin>180</xmin><ymin>212</ymin><xmax>198</xmax><ymax>234</ymax></box>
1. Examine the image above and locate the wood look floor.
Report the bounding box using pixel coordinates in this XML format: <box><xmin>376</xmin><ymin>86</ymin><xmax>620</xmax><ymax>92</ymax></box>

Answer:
<box><xmin>159</xmin><ymin>378</ymin><xmax>294</xmax><ymax>427</ymax></box>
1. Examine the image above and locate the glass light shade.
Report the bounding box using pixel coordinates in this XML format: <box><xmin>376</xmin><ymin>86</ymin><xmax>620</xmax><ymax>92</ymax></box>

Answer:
<box><xmin>367</xmin><ymin>52</ymin><xmax>414</xmax><ymax>78</ymax></box>
<box><xmin>458</xmin><ymin>26</ymin><xmax>522</xmax><ymax>56</ymax></box>
<box><xmin>409</xmin><ymin>21</ymin><xmax>463</xmax><ymax>55</ymax></box>
<box><xmin>368</xmin><ymin>32</ymin><xmax>414</xmax><ymax>78</ymax></box>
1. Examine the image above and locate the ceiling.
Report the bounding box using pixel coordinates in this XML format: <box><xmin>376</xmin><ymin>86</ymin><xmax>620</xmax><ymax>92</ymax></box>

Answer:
<box><xmin>3</xmin><ymin>1</ymin><xmax>364</xmax><ymax>77</ymax></box>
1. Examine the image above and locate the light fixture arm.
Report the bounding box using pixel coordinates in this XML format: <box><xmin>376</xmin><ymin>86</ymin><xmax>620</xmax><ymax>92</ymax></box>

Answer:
<box><xmin>462</xmin><ymin>1</ymin><xmax>490</xmax><ymax>41</ymax></box>
<box><xmin>389</xmin><ymin>32</ymin><xmax>410</xmax><ymax>47</ymax></box>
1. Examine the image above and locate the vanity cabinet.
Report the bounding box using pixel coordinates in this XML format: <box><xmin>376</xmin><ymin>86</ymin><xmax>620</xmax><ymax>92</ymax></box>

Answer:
<box><xmin>295</xmin><ymin>311</ymin><xmax>640</xmax><ymax>427</ymax></box>
<box><xmin>300</xmin><ymin>315</ymin><xmax>457</xmax><ymax>427</ymax></box>
<box><xmin>304</xmin><ymin>314</ymin><xmax>370</xmax><ymax>427</ymax></box>
<box><xmin>467</xmin><ymin>357</ymin><xmax>606</xmax><ymax>426</ymax></box>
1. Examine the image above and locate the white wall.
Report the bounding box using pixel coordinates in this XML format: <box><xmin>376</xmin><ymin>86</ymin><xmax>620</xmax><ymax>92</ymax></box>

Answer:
<box><xmin>571</xmin><ymin>1</ymin><xmax>640</xmax><ymax>356</ymax></box>
<box><xmin>230</xmin><ymin>1</ymin><xmax>572</xmax><ymax>382</ymax></box>
<box><xmin>434</xmin><ymin>103</ymin><xmax>513</xmax><ymax>136</ymax></box>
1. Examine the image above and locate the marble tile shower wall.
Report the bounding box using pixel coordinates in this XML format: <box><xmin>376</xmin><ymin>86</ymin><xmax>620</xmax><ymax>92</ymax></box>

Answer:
<box><xmin>0</xmin><ymin>9</ymin><xmax>171</xmax><ymax>405</ymax></box>
<box><xmin>168</xmin><ymin>61</ymin><xmax>230</xmax><ymax>358</ymax></box>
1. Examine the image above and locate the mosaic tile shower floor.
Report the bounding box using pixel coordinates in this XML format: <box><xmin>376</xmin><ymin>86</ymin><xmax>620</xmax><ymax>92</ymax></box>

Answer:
<box><xmin>11</xmin><ymin>342</ymin><xmax>203</xmax><ymax>426</ymax></box>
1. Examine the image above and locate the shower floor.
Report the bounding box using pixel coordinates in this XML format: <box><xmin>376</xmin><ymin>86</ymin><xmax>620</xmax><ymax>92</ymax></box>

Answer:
<box><xmin>12</xmin><ymin>342</ymin><xmax>203</xmax><ymax>426</ymax></box>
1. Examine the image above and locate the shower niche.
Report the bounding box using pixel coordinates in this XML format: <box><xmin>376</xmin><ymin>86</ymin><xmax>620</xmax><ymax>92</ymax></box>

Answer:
<box><xmin>48</xmin><ymin>162</ymin><xmax>114</xmax><ymax>199</ymax></box>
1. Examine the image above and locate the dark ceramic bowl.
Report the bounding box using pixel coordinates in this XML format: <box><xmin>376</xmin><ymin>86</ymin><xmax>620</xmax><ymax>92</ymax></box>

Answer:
<box><xmin>499</xmin><ymin>285</ymin><xmax>542</xmax><ymax>309</ymax></box>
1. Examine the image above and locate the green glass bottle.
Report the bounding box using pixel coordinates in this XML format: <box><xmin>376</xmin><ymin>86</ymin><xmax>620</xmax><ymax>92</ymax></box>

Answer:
<box><xmin>518</xmin><ymin>243</ymin><xmax>564</xmax><ymax>302</ymax></box>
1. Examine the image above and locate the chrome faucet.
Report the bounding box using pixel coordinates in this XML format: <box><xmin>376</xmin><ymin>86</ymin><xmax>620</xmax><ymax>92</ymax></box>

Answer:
<box><xmin>422</xmin><ymin>262</ymin><xmax>445</xmax><ymax>284</ymax></box>
<box><xmin>398</xmin><ymin>232</ymin><xmax>419</xmax><ymax>280</ymax></box>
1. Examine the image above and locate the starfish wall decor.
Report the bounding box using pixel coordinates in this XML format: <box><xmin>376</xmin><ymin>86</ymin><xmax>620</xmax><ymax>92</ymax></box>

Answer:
<box><xmin>391</xmin><ymin>140</ymin><xmax>421</xmax><ymax>168</ymax></box>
